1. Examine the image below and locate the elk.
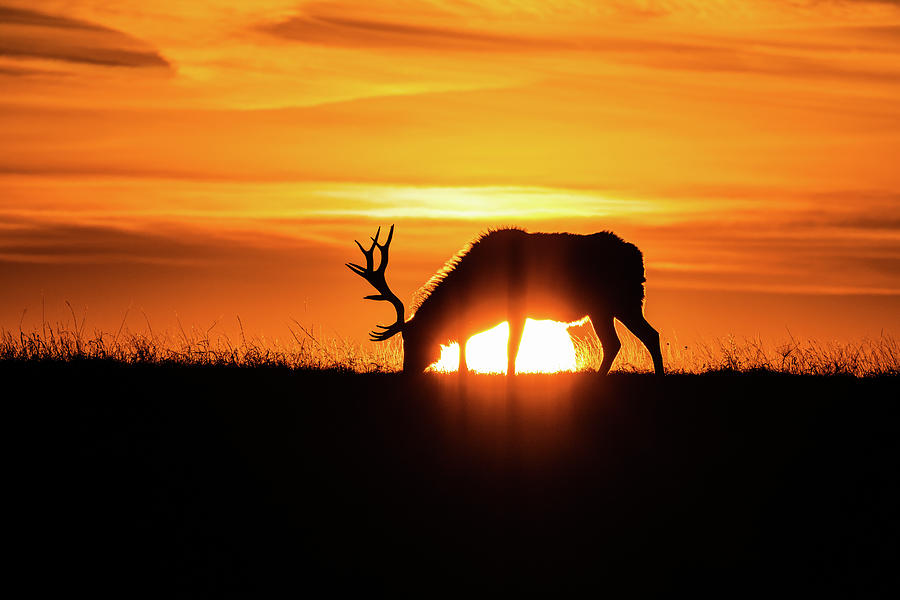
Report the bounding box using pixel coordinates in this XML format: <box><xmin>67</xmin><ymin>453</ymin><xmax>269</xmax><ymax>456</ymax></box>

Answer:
<box><xmin>347</xmin><ymin>225</ymin><xmax>664</xmax><ymax>375</ymax></box>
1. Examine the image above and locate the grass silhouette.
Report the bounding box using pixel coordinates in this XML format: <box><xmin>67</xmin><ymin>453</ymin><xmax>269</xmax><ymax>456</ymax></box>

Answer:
<box><xmin>3</xmin><ymin>313</ymin><xmax>897</xmax><ymax>376</ymax></box>
<box><xmin>5</xmin><ymin>308</ymin><xmax>897</xmax><ymax>594</ymax></box>
<box><xmin>6</xmin><ymin>357</ymin><xmax>897</xmax><ymax>595</ymax></box>
<box><xmin>1</xmin><ymin>316</ymin><xmax>402</xmax><ymax>371</ymax></box>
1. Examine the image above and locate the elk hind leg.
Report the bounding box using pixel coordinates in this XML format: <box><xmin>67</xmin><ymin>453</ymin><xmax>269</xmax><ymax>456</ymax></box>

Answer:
<box><xmin>591</xmin><ymin>315</ymin><xmax>621</xmax><ymax>375</ymax></box>
<box><xmin>619</xmin><ymin>309</ymin><xmax>664</xmax><ymax>375</ymax></box>
<box><xmin>507</xmin><ymin>318</ymin><xmax>525</xmax><ymax>376</ymax></box>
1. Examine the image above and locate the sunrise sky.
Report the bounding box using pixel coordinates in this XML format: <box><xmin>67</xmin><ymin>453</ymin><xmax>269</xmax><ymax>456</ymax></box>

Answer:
<box><xmin>2</xmin><ymin>0</ymin><xmax>899</xmax><ymax>349</ymax></box>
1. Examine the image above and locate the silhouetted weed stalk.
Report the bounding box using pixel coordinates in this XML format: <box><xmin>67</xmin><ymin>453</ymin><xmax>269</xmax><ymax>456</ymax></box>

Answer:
<box><xmin>1</xmin><ymin>313</ymin><xmax>896</xmax><ymax>376</ymax></box>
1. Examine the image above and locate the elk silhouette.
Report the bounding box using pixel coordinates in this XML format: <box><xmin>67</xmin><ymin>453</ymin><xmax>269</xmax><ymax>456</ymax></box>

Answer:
<box><xmin>347</xmin><ymin>225</ymin><xmax>664</xmax><ymax>375</ymax></box>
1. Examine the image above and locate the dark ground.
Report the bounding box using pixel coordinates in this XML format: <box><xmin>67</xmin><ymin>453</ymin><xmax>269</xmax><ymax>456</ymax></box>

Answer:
<box><xmin>6</xmin><ymin>362</ymin><xmax>898</xmax><ymax>596</ymax></box>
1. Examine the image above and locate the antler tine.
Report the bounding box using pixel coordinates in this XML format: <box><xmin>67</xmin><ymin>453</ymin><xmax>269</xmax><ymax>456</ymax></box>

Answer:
<box><xmin>375</xmin><ymin>224</ymin><xmax>394</xmax><ymax>274</ymax></box>
<box><xmin>353</xmin><ymin>238</ymin><xmax>374</xmax><ymax>271</ymax></box>
<box><xmin>345</xmin><ymin>262</ymin><xmax>365</xmax><ymax>277</ymax></box>
<box><xmin>370</xmin><ymin>322</ymin><xmax>403</xmax><ymax>342</ymax></box>
<box><xmin>371</xmin><ymin>223</ymin><xmax>393</xmax><ymax>249</ymax></box>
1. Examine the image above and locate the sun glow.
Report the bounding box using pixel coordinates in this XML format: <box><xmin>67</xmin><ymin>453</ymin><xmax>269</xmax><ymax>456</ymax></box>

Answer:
<box><xmin>429</xmin><ymin>319</ymin><xmax>581</xmax><ymax>374</ymax></box>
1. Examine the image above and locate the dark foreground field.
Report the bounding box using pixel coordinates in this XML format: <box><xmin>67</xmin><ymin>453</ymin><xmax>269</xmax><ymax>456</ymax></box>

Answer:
<box><xmin>7</xmin><ymin>363</ymin><xmax>898</xmax><ymax>596</ymax></box>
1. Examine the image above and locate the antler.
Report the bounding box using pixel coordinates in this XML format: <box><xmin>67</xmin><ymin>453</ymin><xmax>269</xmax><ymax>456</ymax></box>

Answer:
<box><xmin>346</xmin><ymin>225</ymin><xmax>406</xmax><ymax>342</ymax></box>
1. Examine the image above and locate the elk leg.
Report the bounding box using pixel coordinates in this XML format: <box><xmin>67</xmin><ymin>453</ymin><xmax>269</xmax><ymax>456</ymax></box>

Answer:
<box><xmin>459</xmin><ymin>335</ymin><xmax>469</xmax><ymax>376</ymax></box>
<box><xmin>592</xmin><ymin>315</ymin><xmax>621</xmax><ymax>375</ymax></box>
<box><xmin>507</xmin><ymin>318</ymin><xmax>525</xmax><ymax>376</ymax></box>
<box><xmin>619</xmin><ymin>310</ymin><xmax>665</xmax><ymax>375</ymax></box>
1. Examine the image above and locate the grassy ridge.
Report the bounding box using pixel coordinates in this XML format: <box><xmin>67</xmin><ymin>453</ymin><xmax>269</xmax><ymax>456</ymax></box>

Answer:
<box><xmin>7</xmin><ymin>362</ymin><xmax>898</xmax><ymax>595</ymax></box>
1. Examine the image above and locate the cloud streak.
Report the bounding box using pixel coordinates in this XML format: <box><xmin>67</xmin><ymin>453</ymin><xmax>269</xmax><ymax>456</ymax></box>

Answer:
<box><xmin>258</xmin><ymin>13</ymin><xmax>567</xmax><ymax>51</ymax></box>
<box><xmin>0</xmin><ymin>6</ymin><xmax>108</xmax><ymax>31</ymax></box>
<box><xmin>0</xmin><ymin>4</ymin><xmax>170</xmax><ymax>68</ymax></box>
<box><xmin>254</xmin><ymin>2</ymin><xmax>900</xmax><ymax>86</ymax></box>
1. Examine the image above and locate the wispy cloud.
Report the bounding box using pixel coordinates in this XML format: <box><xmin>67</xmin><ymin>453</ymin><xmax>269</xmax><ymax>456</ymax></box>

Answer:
<box><xmin>0</xmin><ymin>5</ymin><xmax>109</xmax><ymax>31</ymax></box>
<box><xmin>258</xmin><ymin>13</ymin><xmax>567</xmax><ymax>51</ymax></box>
<box><xmin>0</xmin><ymin>4</ymin><xmax>170</xmax><ymax>68</ymax></box>
<box><xmin>254</xmin><ymin>0</ymin><xmax>900</xmax><ymax>88</ymax></box>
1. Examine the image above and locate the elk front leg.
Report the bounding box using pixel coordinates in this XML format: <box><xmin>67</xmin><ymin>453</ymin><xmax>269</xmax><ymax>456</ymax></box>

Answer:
<box><xmin>507</xmin><ymin>318</ymin><xmax>525</xmax><ymax>376</ymax></box>
<box><xmin>459</xmin><ymin>334</ymin><xmax>469</xmax><ymax>376</ymax></box>
<box><xmin>591</xmin><ymin>315</ymin><xmax>621</xmax><ymax>375</ymax></box>
<box><xmin>619</xmin><ymin>309</ymin><xmax>664</xmax><ymax>375</ymax></box>
<box><xmin>455</xmin><ymin>299</ymin><xmax>470</xmax><ymax>378</ymax></box>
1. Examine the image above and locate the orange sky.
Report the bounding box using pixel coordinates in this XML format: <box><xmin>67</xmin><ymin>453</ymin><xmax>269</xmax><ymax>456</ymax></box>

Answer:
<box><xmin>1</xmin><ymin>0</ymin><xmax>898</xmax><ymax>347</ymax></box>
